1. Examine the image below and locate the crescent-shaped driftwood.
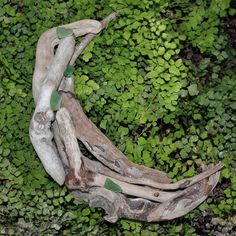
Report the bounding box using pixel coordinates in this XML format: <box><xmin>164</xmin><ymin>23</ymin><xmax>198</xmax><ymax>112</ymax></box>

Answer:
<box><xmin>29</xmin><ymin>12</ymin><xmax>223</xmax><ymax>222</ymax></box>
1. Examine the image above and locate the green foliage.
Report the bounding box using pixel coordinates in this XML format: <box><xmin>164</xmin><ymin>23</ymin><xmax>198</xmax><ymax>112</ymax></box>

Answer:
<box><xmin>187</xmin><ymin>84</ymin><xmax>199</xmax><ymax>96</ymax></box>
<box><xmin>1</xmin><ymin>0</ymin><xmax>236</xmax><ymax>235</ymax></box>
<box><xmin>104</xmin><ymin>178</ymin><xmax>123</xmax><ymax>193</ymax></box>
<box><xmin>178</xmin><ymin>0</ymin><xmax>231</xmax><ymax>53</ymax></box>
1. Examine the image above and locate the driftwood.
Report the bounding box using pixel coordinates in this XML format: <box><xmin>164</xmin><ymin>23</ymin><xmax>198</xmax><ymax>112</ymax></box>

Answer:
<box><xmin>29</xmin><ymin>12</ymin><xmax>224</xmax><ymax>222</ymax></box>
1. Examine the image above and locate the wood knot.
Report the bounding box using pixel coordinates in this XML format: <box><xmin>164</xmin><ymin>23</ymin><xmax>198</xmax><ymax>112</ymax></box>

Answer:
<box><xmin>65</xmin><ymin>165</ymin><xmax>95</xmax><ymax>192</ymax></box>
<box><xmin>153</xmin><ymin>192</ymin><xmax>159</xmax><ymax>197</ymax></box>
<box><xmin>34</xmin><ymin>112</ymin><xmax>49</xmax><ymax>125</ymax></box>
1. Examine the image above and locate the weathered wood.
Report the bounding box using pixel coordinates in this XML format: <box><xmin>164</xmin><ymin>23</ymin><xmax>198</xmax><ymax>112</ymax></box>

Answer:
<box><xmin>54</xmin><ymin>108</ymin><xmax>172</xmax><ymax>201</ymax></box>
<box><xmin>52</xmin><ymin>120</ymin><xmax>70</xmax><ymax>170</ymax></box>
<box><xmin>60</xmin><ymin>91</ymin><xmax>223</xmax><ymax>188</ymax></box>
<box><xmin>29</xmin><ymin>36</ymin><xmax>75</xmax><ymax>185</ymax></box>
<box><xmin>56</xmin><ymin>108</ymin><xmax>82</xmax><ymax>176</ymax></box>
<box><xmin>71</xmin><ymin>165</ymin><xmax>219</xmax><ymax>222</ymax></box>
<box><xmin>54</xmin><ymin>108</ymin><xmax>221</xmax><ymax>215</ymax></box>
<box><xmin>32</xmin><ymin>20</ymin><xmax>102</xmax><ymax>104</ymax></box>
<box><xmin>60</xmin><ymin>92</ymin><xmax>171</xmax><ymax>184</ymax></box>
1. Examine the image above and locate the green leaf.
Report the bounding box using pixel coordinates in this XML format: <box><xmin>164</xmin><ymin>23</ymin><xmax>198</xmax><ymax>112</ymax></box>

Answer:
<box><xmin>187</xmin><ymin>84</ymin><xmax>199</xmax><ymax>96</ymax></box>
<box><xmin>46</xmin><ymin>190</ymin><xmax>54</xmax><ymax>198</ymax></box>
<box><xmin>140</xmin><ymin>114</ymin><xmax>147</xmax><ymax>124</ymax></box>
<box><xmin>158</xmin><ymin>47</ymin><xmax>165</xmax><ymax>55</ymax></box>
<box><xmin>124</xmin><ymin>31</ymin><xmax>131</xmax><ymax>40</ymax></box>
<box><xmin>183</xmin><ymin>168</ymin><xmax>195</xmax><ymax>177</ymax></box>
<box><xmin>169</xmin><ymin>66</ymin><xmax>180</xmax><ymax>75</ymax></box>
<box><xmin>64</xmin><ymin>65</ymin><xmax>74</xmax><ymax>77</ymax></box>
<box><xmin>3</xmin><ymin>149</ymin><xmax>10</xmax><ymax>157</ymax></box>
<box><xmin>50</xmin><ymin>90</ymin><xmax>62</xmax><ymax>111</ymax></box>
<box><xmin>179</xmin><ymin>34</ymin><xmax>186</xmax><ymax>40</ymax></box>
<box><xmin>164</xmin><ymin>52</ymin><xmax>171</xmax><ymax>61</ymax></box>
<box><xmin>175</xmin><ymin>59</ymin><xmax>182</xmax><ymax>67</ymax></box>
<box><xmin>104</xmin><ymin>178</ymin><xmax>123</xmax><ymax>193</ymax></box>
<box><xmin>82</xmin><ymin>52</ymin><xmax>92</xmax><ymax>62</ymax></box>
<box><xmin>100</xmin><ymin>119</ymin><xmax>107</xmax><ymax>129</ymax></box>
<box><xmin>82</xmin><ymin>208</ymin><xmax>90</xmax><ymax>216</ymax></box>
<box><xmin>87</xmin><ymin>80</ymin><xmax>99</xmax><ymax>90</ymax></box>
<box><xmin>159</xmin><ymin>24</ymin><xmax>166</xmax><ymax>31</ymax></box>
<box><xmin>5</xmin><ymin>5</ymin><xmax>16</xmax><ymax>16</ymax></box>
<box><xmin>53</xmin><ymin>198</ymin><xmax>59</xmax><ymax>206</ymax></box>
<box><xmin>147</xmin><ymin>70</ymin><xmax>159</xmax><ymax>78</ymax></box>
<box><xmin>222</xmin><ymin>168</ymin><xmax>230</xmax><ymax>179</ymax></box>
<box><xmin>65</xmin><ymin>194</ymin><xmax>74</xmax><ymax>202</ymax></box>
<box><xmin>57</xmin><ymin>27</ymin><xmax>73</xmax><ymax>39</ymax></box>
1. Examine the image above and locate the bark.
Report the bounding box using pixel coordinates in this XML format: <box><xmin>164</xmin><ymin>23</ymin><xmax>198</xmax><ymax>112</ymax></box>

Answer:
<box><xmin>29</xmin><ymin>36</ymin><xmax>75</xmax><ymax>185</ymax></box>
<box><xmin>72</xmin><ymin>167</ymin><xmax>219</xmax><ymax>223</ymax></box>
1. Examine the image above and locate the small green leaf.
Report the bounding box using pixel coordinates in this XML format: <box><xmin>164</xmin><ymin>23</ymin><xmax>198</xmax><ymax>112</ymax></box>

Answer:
<box><xmin>100</xmin><ymin>119</ymin><xmax>107</xmax><ymax>129</ymax></box>
<box><xmin>175</xmin><ymin>59</ymin><xmax>182</xmax><ymax>67</ymax></box>
<box><xmin>53</xmin><ymin>199</ymin><xmax>59</xmax><ymax>206</ymax></box>
<box><xmin>57</xmin><ymin>27</ymin><xmax>73</xmax><ymax>39</ymax></box>
<box><xmin>6</xmin><ymin>6</ymin><xmax>16</xmax><ymax>16</ymax></box>
<box><xmin>158</xmin><ymin>46</ymin><xmax>165</xmax><ymax>55</ymax></box>
<box><xmin>169</xmin><ymin>66</ymin><xmax>180</xmax><ymax>75</ymax></box>
<box><xmin>187</xmin><ymin>84</ymin><xmax>199</xmax><ymax>96</ymax></box>
<box><xmin>140</xmin><ymin>114</ymin><xmax>147</xmax><ymax>124</ymax></box>
<box><xmin>222</xmin><ymin>168</ymin><xmax>230</xmax><ymax>179</ymax></box>
<box><xmin>183</xmin><ymin>168</ymin><xmax>195</xmax><ymax>177</ymax></box>
<box><xmin>65</xmin><ymin>194</ymin><xmax>74</xmax><ymax>202</ymax></box>
<box><xmin>104</xmin><ymin>178</ymin><xmax>123</xmax><ymax>193</ymax></box>
<box><xmin>159</xmin><ymin>24</ymin><xmax>166</xmax><ymax>31</ymax></box>
<box><xmin>124</xmin><ymin>31</ymin><xmax>131</xmax><ymax>40</ymax></box>
<box><xmin>82</xmin><ymin>208</ymin><xmax>90</xmax><ymax>216</ymax></box>
<box><xmin>46</xmin><ymin>190</ymin><xmax>54</xmax><ymax>198</ymax></box>
<box><xmin>87</xmin><ymin>80</ymin><xmax>99</xmax><ymax>90</ymax></box>
<box><xmin>82</xmin><ymin>52</ymin><xmax>92</xmax><ymax>62</ymax></box>
<box><xmin>64</xmin><ymin>65</ymin><xmax>74</xmax><ymax>77</ymax></box>
<box><xmin>3</xmin><ymin>149</ymin><xmax>10</xmax><ymax>157</ymax></box>
<box><xmin>50</xmin><ymin>91</ymin><xmax>61</xmax><ymax>111</ymax></box>
<box><xmin>164</xmin><ymin>52</ymin><xmax>171</xmax><ymax>61</ymax></box>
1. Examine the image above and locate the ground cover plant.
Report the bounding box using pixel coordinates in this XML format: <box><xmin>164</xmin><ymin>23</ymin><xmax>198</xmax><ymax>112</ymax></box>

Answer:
<box><xmin>0</xmin><ymin>0</ymin><xmax>236</xmax><ymax>235</ymax></box>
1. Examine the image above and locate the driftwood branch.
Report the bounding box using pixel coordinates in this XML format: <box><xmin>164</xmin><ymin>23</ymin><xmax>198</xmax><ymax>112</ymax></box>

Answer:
<box><xmin>60</xmin><ymin>90</ymin><xmax>170</xmax><ymax>184</ymax></box>
<box><xmin>29</xmin><ymin>36</ymin><xmax>75</xmax><ymax>185</ymax></box>
<box><xmin>72</xmin><ymin>166</ymin><xmax>220</xmax><ymax>223</ymax></box>
<box><xmin>54</xmin><ymin>107</ymin><xmax>221</xmax><ymax>221</ymax></box>
<box><xmin>30</xmin><ymin>12</ymin><xmax>224</xmax><ymax>222</ymax></box>
<box><xmin>60</xmin><ymin>91</ymin><xmax>223</xmax><ymax>188</ymax></box>
<box><xmin>32</xmin><ymin>20</ymin><xmax>102</xmax><ymax>104</ymax></box>
<box><xmin>30</xmin><ymin>19</ymin><xmax>103</xmax><ymax>185</ymax></box>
